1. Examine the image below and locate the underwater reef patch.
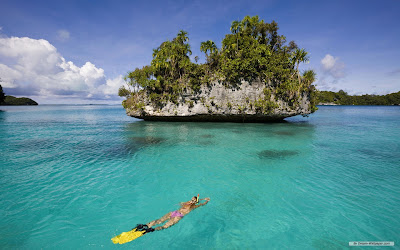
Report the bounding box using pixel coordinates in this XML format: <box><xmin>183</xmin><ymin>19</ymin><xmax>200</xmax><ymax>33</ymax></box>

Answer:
<box><xmin>258</xmin><ymin>149</ymin><xmax>299</xmax><ymax>159</ymax></box>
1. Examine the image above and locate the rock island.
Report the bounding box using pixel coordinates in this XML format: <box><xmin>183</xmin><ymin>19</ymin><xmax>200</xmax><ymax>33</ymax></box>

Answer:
<box><xmin>119</xmin><ymin>16</ymin><xmax>318</xmax><ymax>122</ymax></box>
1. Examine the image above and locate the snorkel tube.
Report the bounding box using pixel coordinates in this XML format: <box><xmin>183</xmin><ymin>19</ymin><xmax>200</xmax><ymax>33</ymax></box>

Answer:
<box><xmin>196</xmin><ymin>194</ymin><xmax>199</xmax><ymax>204</ymax></box>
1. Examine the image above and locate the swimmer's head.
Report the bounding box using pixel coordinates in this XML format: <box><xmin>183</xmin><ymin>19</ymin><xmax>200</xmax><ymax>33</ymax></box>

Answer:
<box><xmin>189</xmin><ymin>195</ymin><xmax>199</xmax><ymax>205</ymax></box>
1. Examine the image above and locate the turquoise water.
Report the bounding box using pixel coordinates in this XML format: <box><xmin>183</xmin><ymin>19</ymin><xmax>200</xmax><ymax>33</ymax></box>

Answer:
<box><xmin>0</xmin><ymin>105</ymin><xmax>399</xmax><ymax>249</ymax></box>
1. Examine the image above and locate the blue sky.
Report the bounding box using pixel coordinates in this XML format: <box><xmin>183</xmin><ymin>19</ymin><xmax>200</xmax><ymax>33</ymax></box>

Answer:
<box><xmin>0</xmin><ymin>0</ymin><xmax>399</xmax><ymax>103</ymax></box>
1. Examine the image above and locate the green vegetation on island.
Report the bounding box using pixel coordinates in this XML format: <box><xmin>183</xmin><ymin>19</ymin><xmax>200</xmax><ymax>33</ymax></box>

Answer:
<box><xmin>0</xmin><ymin>84</ymin><xmax>5</xmax><ymax>104</ymax></box>
<box><xmin>0</xmin><ymin>84</ymin><xmax>38</xmax><ymax>105</ymax></box>
<box><xmin>317</xmin><ymin>90</ymin><xmax>400</xmax><ymax>105</ymax></box>
<box><xmin>2</xmin><ymin>96</ymin><xmax>38</xmax><ymax>105</ymax></box>
<box><xmin>119</xmin><ymin>15</ymin><xmax>317</xmax><ymax>114</ymax></box>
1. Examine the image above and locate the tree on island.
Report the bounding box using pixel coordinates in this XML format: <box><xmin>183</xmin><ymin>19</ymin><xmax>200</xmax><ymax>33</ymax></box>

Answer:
<box><xmin>0</xmin><ymin>77</ymin><xmax>4</xmax><ymax>103</ymax></box>
<box><xmin>200</xmin><ymin>40</ymin><xmax>218</xmax><ymax>58</ymax></box>
<box><xmin>120</xmin><ymin>15</ymin><xmax>318</xmax><ymax>113</ymax></box>
<box><xmin>0</xmin><ymin>84</ymin><xmax>5</xmax><ymax>104</ymax></box>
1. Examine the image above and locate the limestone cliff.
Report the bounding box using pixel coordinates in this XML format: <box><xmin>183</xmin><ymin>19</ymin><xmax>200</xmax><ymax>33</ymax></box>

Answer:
<box><xmin>125</xmin><ymin>80</ymin><xmax>312</xmax><ymax>122</ymax></box>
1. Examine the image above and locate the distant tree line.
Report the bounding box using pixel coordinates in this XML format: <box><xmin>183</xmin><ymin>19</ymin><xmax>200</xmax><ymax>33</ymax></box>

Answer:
<box><xmin>317</xmin><ymin>90</ymin><xmax>400</xmax><ymax>105</ymax></box>
<box><xmin>0</xmin><ymin>81</ymin><xmax>38</xmax><ymax>105</ymax></box>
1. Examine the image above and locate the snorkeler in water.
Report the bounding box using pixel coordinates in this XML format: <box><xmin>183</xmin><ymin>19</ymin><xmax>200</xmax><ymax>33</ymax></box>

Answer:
<box><xmin>111</xmin><ymin>195</ymin><xmax>210</xmax><ymax>244</ymax></box>
<box><xmin>147</xmin><ymin>194</ymin><xmax>210</xmax><ymax>231</ymax></box>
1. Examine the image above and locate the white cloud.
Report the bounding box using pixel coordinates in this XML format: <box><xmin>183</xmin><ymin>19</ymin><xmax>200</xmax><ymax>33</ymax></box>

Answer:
<box><xmin>57</xmin><ymin>29</ymin><xmax>70</xmax><ymax>41</ymax></box>
<box><xmin>316</xmin><ymin>54</ymin><xmax>347</xmax><ymax>91</ymax></box>
<box><xmin>321</xmin><ymin>54</ymin><xmax>345</xmax><ymax>78</ymax></box>
<box><xmin>101</xmin><ymin>75</ymin><xmax>125</xmax><ymax>96</ymax></box>
<box><xmin>0</xmin><ymin>36</ymin><xmax>125</xmax><ymax>103</ymax></box>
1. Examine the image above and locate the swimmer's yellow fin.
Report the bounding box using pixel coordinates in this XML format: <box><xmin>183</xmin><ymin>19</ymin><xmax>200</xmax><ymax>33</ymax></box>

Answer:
<box><xmin>111</xmin><ymin>224</ymin><xmax>154</xmax><ymax>244</ymax></box>
<box><xmin>111</xmin><ymin>228</ymin><xmax>145</xmax><ymax>244</ymax></box>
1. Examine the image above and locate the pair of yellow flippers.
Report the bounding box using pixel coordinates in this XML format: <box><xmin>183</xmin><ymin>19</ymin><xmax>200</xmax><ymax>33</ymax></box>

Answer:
<box><xmin>111</xmin><ymin>228</ymin><xmax>146</xmax><ymax>244</ymax></box>
<box><xmin>112</xmin><ymin>224</ymin><xmax>154</xmax><ymax>244</ymax></box>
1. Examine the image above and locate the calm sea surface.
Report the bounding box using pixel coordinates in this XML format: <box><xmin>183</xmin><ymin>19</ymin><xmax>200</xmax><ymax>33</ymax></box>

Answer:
<box><xmin>0</xmin><ymin>105</ymin><xmax>399</xmax><ymax>249</ymax></box>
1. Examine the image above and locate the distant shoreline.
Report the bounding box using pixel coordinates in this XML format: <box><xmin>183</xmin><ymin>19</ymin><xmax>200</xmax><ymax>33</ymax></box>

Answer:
<box><xmin>318</xmin><ymin>102</ymin><xmax>339</xmax><ymax>106</ymax></box>
<box><xmin>0</xmin><ymin>95</ymin><xmax>38</xmax><ymax>106</ymax></box>
<box><xmin>317</xmin><ymin>103</ymin><xmax>400</xmax><ymax>106</ymax></box>
<box><xmin>317</xmin><ymin>90</ymin><xmax>400</xmax><ymax>106</ymax></box>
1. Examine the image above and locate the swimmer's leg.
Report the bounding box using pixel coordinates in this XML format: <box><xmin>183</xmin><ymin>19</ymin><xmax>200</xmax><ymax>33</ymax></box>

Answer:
<box><xmin>155</xmin><ymin>216</ymin><xmax>182</xmax><ymax>231</ymax></box>
<box><xmin>147</xmin><ymin>212</ymin><xmax>171</xmax><ymax>228</ymax></box>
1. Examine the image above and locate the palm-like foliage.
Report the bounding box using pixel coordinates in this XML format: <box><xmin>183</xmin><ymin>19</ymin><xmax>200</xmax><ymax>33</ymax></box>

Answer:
<box><xmin>151</xmin><ymin>31</ymin><xmax>192</xmax><ymax>81</ymax></box>
<box><xmin>291</xmin><ymin>48</ymin><xmax>309</xmax><ymax>86</ymax></box>
<box><xmin>230</xmin><ymin>20</ymin><xmax>241</xmax><ymax>34</ymax></box>
<box><xmin>176</xmin><ymin>30</ymin><xmax>189</xmax><ymax>43</ymax></box>
<box><xmin>302</xmin><ymin>70</ymin><xmax>316</xmax><ymax>86</ymax></box>
<box><xmin>200</xmin><ymin>40</ymin><xmax>218</xmax><ymax>57</ymax></box>
<box><xmin>230</xmin><ymin>20</ymin><xmax>242</xmax><ymax>50</ymax></box>
<box><xmin>292</xmin><ymin>48</ymin><xmax>309</xmax><ymax>72</ymax></box>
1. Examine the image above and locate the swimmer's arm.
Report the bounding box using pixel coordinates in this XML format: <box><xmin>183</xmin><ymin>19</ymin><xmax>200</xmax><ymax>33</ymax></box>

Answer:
<box><xmin>194</xmin><ymin>198</ymin><xmax>210</xmax><ymax>208</ymax></box>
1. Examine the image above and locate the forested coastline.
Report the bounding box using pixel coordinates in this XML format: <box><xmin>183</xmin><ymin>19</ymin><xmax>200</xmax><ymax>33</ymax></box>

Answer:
<box><xmin>317</xmin><ymin>90</ymin><xmax>400</xmax><ymax>105</ymax></box>
<box><xmin>0</xmin><ymin>84</ymin><xmax>38</xmax><ymax>105</ymax></box>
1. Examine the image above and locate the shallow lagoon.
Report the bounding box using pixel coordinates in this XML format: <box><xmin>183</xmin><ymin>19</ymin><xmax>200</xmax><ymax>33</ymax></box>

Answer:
<box><xmin>0</xmin><ymin>105</ymin><xmax>399</xmax><ymax>249</ymax></box>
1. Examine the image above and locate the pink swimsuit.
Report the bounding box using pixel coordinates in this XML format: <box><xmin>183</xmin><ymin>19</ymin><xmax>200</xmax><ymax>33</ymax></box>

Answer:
<box><xmin>170</xmin><ymin>210</ymin><xmax>184</xmax><ymax>218</ymax></box>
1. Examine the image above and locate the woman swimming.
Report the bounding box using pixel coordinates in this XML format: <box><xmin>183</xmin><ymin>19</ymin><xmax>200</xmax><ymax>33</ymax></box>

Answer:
<box><xmin>147</xmin><ymin>195</ymin><xmax>210</xmax><ymax>231</ymax></box>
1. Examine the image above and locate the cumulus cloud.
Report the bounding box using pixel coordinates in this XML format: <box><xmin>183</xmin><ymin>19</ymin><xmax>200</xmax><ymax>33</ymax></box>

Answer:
<box><xmin>0</xmin><ymin>36</ymin><xmax>124</xmax><ymax>102</ymax></box>
<box><xmin>321</xmin><ymin>54</ymin><xmax>345</xmax><ymax>79</ymax></box>
<box><xmin>56</xmin><ymin>29</ymin><xmax>70</xmax><ymax>41</ymax></box>
<box><xmin>101</xmin><ymin>75</ymin><xmax>125</xmax><ymax>96</ymax></box>
<box><xmin>316</xmin><ymin>54</ymin><xmax>346</xmax><ymax>90</ymax></box>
